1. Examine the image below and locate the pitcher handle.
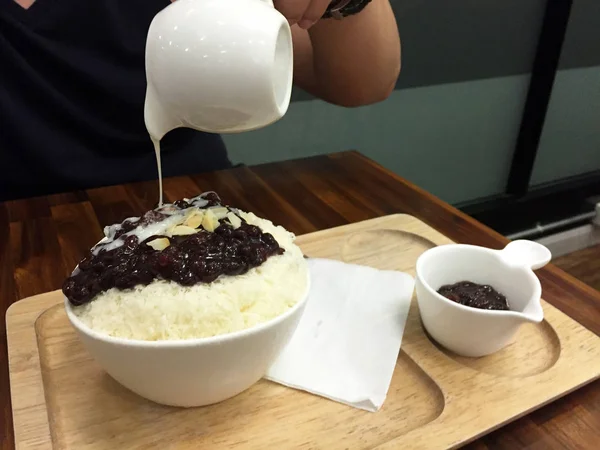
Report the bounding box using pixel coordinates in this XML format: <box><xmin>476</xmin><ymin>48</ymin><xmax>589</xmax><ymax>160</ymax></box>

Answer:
<box><xmin>498</xmin><ymin>240</ymin><xmax>552</xmax><ymax>270</ymax></box>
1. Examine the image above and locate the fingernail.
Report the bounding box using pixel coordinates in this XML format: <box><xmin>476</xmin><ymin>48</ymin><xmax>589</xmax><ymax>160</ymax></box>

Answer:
<box><xmin>298</xmin><ymin>19</ymin><xmax>315</xmax><ymax>29</ymax></box>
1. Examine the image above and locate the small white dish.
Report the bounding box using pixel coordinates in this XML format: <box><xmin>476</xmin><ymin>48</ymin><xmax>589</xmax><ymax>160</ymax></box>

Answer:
<box><xmin>65</xmin><ymin>274</ymin><xmax>310</xmax><ymax>407</ymax></box>
<box><xmin>415</xmin><ymin>240</ymin><xmax>551</xmax><ymax>357</ymax></box>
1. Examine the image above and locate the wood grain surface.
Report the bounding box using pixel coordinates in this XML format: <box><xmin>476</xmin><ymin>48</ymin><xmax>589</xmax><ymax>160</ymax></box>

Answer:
<box><xmin>6</xmin><ymin>215</ymin><xmax>600</xmax><ymax>449</ymax></box>
<box><xmin>554</xmin><ymin>244</ymin><xmax>600</xmax><ymax>293</ymax></box>
<box><xmin>2</xmin><ymin>151</ymin><xmax>600</xmax><ymax>449</ymax></box>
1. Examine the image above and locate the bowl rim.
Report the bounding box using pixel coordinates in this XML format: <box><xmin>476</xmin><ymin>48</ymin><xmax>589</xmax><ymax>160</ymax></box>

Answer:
<box><xmin>415</xmin><ymin>243</ymin><xmax>542</xmax><ymax>320</ymax></box>
<box><xmin>65</xmin><ymin>269</ymin><xmax>311</xmax><ymax>348</ymax></box>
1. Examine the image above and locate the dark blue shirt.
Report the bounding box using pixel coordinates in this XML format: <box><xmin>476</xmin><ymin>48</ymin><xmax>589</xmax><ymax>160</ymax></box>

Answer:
<box><xmin>0</xmin><ymin>0</ymin><xmax>231</xmax><ymax>201</ymax></box>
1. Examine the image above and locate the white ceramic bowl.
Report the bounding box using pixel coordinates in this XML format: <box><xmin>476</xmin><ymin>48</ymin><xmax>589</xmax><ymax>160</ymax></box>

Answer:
<box><xmin>65</xmin><ymin>275</ymin><xmax>310</xmax><ymax>407</ymax></box>
<box><xmin>415</xmin><ymin>240</ymin><xmax>551</xmax><ymax>357</ymax></box>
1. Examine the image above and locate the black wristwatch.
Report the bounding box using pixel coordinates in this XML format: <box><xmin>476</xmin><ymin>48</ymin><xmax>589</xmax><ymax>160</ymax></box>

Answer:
<box><xmin>323</xmin><ymin>0</ymin><xmax>373</xmax><ymax>19</ymax></box>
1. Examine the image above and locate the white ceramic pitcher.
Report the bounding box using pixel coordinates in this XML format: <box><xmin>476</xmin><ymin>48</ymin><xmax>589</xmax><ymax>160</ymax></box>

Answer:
<box><xmin>144</xmin><ymin>0</ymin><xmax>293</xmax><ymax>140</ymax></box>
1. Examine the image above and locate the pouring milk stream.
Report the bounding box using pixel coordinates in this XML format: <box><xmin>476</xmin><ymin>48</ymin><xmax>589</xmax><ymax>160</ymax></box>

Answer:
<box><xmin>144</xmin><ymin>0</ymin><xmax>294</xmax><ymax>205</ymax></box>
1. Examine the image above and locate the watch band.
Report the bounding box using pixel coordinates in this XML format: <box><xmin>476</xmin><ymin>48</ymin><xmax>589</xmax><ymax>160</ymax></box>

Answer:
<box><xmin>323</xmin><ymin>0</ymin><xmax>372</xmax><ymax>19</ymax></box>
<box><xmin>325</xmin><ymin>0</ymin><xmax>353</xmax><ymax>19</ymax></box>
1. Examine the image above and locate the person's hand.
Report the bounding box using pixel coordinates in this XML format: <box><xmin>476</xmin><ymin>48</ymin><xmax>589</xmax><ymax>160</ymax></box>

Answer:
<box><xmin>274</xmin><ymin>0</ymin><xmax>331</xmax><ymax>30</ymax></box>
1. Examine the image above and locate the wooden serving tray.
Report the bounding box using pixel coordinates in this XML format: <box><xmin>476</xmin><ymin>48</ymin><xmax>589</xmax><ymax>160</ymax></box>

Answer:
<box><xmin>7</xmin><ymin>214</ymin><xmax>600</xmax><ymax>450</ymax></box>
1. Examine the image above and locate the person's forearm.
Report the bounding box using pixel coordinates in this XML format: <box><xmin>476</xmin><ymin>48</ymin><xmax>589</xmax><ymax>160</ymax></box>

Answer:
<box><xmin>303</xmin><ymin>0</ymin><xmax>400</xmax><ymax>107</ymax></box>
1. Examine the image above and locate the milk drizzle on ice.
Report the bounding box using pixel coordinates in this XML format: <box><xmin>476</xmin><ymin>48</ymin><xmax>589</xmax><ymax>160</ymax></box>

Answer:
<box><xmin>92</xmin><ymin>194</ymin><xmax>212</xmax><ymax>255</ymax></box>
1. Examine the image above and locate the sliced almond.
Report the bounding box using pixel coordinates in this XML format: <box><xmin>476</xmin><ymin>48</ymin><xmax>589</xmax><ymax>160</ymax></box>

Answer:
<box><xmin>184</xmin><ymin>211</ymin><xmax>204</xmax><ymax>229</ymax></box>
<box><xmin>210</xmin><ymin>206</ymin><xmax>229</xmax><ymax>220</ymax></box>
<box><xmin>202</xmin><ymin>209</ymin><xmax>218</xmax><ymax>232</ymax></box>
<box><xmin>170</xmin><ymin>225</ymin><xmax>199</xmax><ymax>236</ymax></box>
<box><xmin>165</xmin><ymin>214</ymin><xmax>187</xmax><ymax>231</ymax></box>
<box><xmin>147</xmin><ymin>238</ymin><xmax>170</xmax><ymax>251</ymax></box>
<box><xmin>226</xmin><ymin>212</ymin><xmax>242</xmax><ymax>229</ymax></box>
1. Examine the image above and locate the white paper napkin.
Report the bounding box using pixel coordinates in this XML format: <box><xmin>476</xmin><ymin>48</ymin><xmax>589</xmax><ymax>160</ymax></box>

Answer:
<box><xmin>265</xmin><ymin>258</ymin><xmax>414</xmax><ymax>412</ymax></box>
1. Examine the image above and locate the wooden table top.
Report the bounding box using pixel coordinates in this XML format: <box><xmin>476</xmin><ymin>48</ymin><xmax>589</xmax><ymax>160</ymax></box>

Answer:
<box><xmin>1</xmin><ymin>151</ymin><xmax>599</xmax><ymax>449</ymax></box>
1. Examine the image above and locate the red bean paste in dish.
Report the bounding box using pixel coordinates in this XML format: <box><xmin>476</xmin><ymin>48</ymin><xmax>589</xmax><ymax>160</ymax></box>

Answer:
<box><xmin>437</xmin><ymin>281</ymin><xmax>509</xmax><ymax>311</ymax></box>
<box><xmin>63</xmin><ymin>192</ymin><xmax>284</xmax><ymax>306</ymax></box>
